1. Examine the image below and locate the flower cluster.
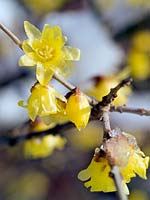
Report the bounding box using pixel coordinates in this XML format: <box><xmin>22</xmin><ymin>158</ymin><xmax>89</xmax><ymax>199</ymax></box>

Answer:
<box><xmin>19</xmin><ymin>21</ymin><xmax>91</xmax><ymax>130</ymax></box>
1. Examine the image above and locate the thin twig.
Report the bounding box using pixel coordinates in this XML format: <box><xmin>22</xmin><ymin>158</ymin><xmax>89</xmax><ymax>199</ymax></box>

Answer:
<box><xmin>102</xmin><ymin>108</ymin><xmax>111</xmax><ymax>139</ymax></box>
<box><xmin>91</xmin><ymin>78</ymin><xmax>132</xmax><ymax>120</ymax></box>
<box><xmin>53</xmin><ymin>73</ymin><xmax>75</xmax><ymax>90</ymax></box>
<box><xmin>0</xmin><ymin>22</ymin><xmax>22</xmax><ymax>48</ymax></box>
<box><xmin>99</xmin><ymin>77</ymin><xmax>132</xmax><ymax>107</ymax></box>
<box><xmin>110</xmin><ymin>105</ymin><xmax>150</xmax><ymax>116</ymax></box>
<box><xmin>102</xmin><ymin>111</ymin><xmax>128</xmax><ymax>200</ymax></box>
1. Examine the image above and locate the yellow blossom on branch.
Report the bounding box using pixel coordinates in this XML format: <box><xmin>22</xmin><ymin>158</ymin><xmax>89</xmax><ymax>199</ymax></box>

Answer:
<box><xmin>24</xmin><ymin>135</ymin><xmax>66</xmax><ymax>159</ymax></box>
<box><xmin>18</xmin><ymin>83</ymin><xmax>66</xmax><ymax>121</ymax></box>
<box><xmin>66</xmin><ymin>89</ymin><xmax>91</xmax><ymax>130</ymax></box>
<box><xmin>78</xmin><ymin>132</ymin><xmax>149</xmax><ymax>194</ymax></box>
<box><xmin>19</xmin><ymin>21</ymin><xmax>80</xmax><ymax>85</ymax></box>
<box><xmin>78</xmin><ymin>157</ymin><xmax>129</xmax><ymax>194</ymax></box>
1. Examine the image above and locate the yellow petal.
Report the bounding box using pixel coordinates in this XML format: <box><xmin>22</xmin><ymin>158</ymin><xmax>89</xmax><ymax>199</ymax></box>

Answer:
<box><xmin>27</xmin><ymin>97</ymin><xmax>40</xmax><ymax>121</ymax></box>
<box><xmin>36</xmin><ymin>63</ymin><xmax>53</xmax><ymax>85</ymax></box>
<box><xmin>18</xmin><ymin>54</ymin><xmax>36</xmax><ymax>66</ymax></box>
<box><xmin>22</xmin><ymin>40</ymin><xmax>33</xmax><ymax>54</ymax></box>
<box><xmin>41</xmin><ymin>24</ymin><xmax>52</xmax><ymax>40</ymax></box>
<box><xmin>42</xmin><ymin>24</ymin><xmax>63</xmax><ymax>44</ymax></box>
<box><xmin>24</xmin><ymin>21</ymin><xmax>41</xmax><ymax>42</ymax></box>
<box><xmin>63</xmin><ymin>46</ymin><xmax>80</xmax><ymax>60</ymax></box>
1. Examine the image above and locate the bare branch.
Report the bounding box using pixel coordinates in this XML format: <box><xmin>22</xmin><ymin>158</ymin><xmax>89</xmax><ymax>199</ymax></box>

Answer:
<box><xmin>0</xmin><ymin>22</ymin><xmax>22</xmax><ymax>48</ymax></box>
<box><xmin>110</xmin><ymin>105</ymin><xmax>150</xmax><ymax>116</ymax></box>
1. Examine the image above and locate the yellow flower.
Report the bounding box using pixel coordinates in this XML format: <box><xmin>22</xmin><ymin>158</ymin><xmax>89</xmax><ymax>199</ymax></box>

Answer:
<box><xmin>78</xmin><ymin>133</ymin><xmax>149</xmax><ymax>194</ymax></box>
<box><xmin>24</xmin><ymin>135</ymin><xmax>66</xmax><ymax>159</ymax></box>
<box><xmin>24</xmin><ymin>0</ymin><xmax>67</xmax><ymax>15</ymax></box>
<box><xmin>131</xmin><ymin>31</ymin><xmax>150</xmax><ymax>52</ymax></box>
<box><xmin>78</xmin><ymin>157</ymin><xmax>129</xmax><ymax>194</ymax></box>
<box><xmin>18</xmin><ymin>83</ymin><xmax>66</xmax><ymax>121</ymax></box>
<box><xmin>86</xmin><ymin>76</ymin><xmax>130</xmax><ymax>106</ymax></box>
<box><xmin>65</xmin><ymin>89</ymin><xmax>91</xmax><ymax>130</ymax></box>
<box><xmin>19</xmin><ymin>21</ymin><xmax>80</xmax><ymax>85</ymax></box>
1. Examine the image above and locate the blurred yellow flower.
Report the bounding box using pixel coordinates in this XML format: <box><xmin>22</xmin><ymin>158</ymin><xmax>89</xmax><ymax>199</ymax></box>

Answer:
<box><xmin>86</xmin><ymin>76</ymin><xmax>130</xmax><ymax>106</ymax></box>
<box><xmin>24</xmin><ymin>0</ymin><xmax>67</xmax><ymax>15</ymax></box>
<box><xmin>19</xmin><ymin>21</ymin><xmax>80</xmax><ymax>85</ymax></box>
<box><xmin>131</xmin><ymin>31</ymin><xmax>150</xmax><ymax>52</ymax></box>
<box><xmin>129</xmin><ymin>189</ymin><xmax>149</xmax><ymax>200</ymax></box>
<box><xmin>68</xmin><ymin>122</ymin><xmax>103</xmax><ymax>151</ymax></box>
<box><xmin>128</xmin><ymin>51</ymin><xmax>150</xmax><ymax>80</ymax></box>
<box><xmin>18</xmin><ymin>83</ymin><xmax>66</xmax><ymax>121</ymax></box>
<box><xmin>24</xmin><ymin>135</ymin><xmax>66</xmax><ymax>159</ymax></box>
<box><xmin>66</xmin><ymin>89</ymin><xmax>91</xmax><ymax>130</ymax></box>
<box><xmin>127</xmin><ymin>31</ymin><xmax>150</xmax><ymax>80</ymax></box>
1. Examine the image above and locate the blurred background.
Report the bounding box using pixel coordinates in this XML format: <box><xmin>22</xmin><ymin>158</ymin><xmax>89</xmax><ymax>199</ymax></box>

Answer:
<box><xmin>0</xmin><ymin>0</ymin><xmax>149</xmax><ymax>199</ymax></box>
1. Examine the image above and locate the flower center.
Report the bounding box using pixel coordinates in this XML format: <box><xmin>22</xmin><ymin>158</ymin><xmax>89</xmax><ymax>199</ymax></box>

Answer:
<box><xmin>34</xmin><ymin>40</ymin><xmax>54</xmax><ymax>62</ymax></box>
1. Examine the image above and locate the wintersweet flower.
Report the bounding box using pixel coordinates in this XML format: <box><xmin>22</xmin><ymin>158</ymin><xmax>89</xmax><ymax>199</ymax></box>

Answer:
<box><xmin>78</xmin><ymin>132</ymin><xmax>149</xmax><ymax>194</ymax></box>
<box><xmin>24</xmin><ymin>135</ymin><xmax>66</xmax><ymax>159</ymax></box>
<box><xmin>78</xmin><ymin>157</ymin><xmax>129</xmax><ymax>194</ymax></box>
<box><xmin>65</xmin><ymin>89</ymin><xmax>91</xmax><ymax>130</ymax></box>
<box><xmin>18</xmin><ymin>83</ymin><xmax>66</xmax><ymax>121</ymax></box>
<box><xmin>19</xmin><ymin>21</ymin><xmax>80</xmax><ymax>85</ymax></box>
<box><xmin>86</xmin><ymin>76</ymin><xmax>130</xmax><ymax>106</ymax></box>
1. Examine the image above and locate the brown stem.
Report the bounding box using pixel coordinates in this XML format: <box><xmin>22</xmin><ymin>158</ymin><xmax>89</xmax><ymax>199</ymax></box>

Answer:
<box><xmin>110</xmin><ymin>105</ymin><xmax>150</xmax><ymax>116</ymax></box>
<box><xmin>0</xmin><ymin>22</ymin><xmax>22</xmax><ymax>48</ymax></box>
<box><xmin>99</xmin><ymin>77</ymin><xmax>132</xmax><ymax>107</ymax></box>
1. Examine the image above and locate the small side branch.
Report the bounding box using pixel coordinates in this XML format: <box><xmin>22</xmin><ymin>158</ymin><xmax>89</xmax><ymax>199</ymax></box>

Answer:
<box><xmin>110</xmin><ymin>105</ymin><xmax>150</xmax><ymax>116</ymax></box>
<box><xmin>99</xmin><ymin>77</ymin><xmax>132</xmax><ymax>107</ymax></box>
